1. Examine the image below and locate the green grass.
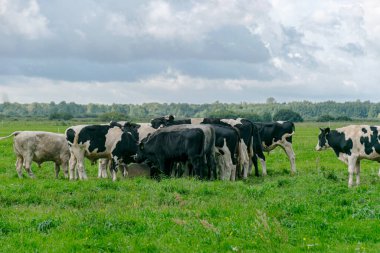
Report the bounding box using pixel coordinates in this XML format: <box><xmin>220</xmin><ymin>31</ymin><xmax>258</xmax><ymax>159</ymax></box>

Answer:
<box><xmin>0</xmin><ymin>120</ymin><xmax>379</xmax><ymax>252</ymax></box>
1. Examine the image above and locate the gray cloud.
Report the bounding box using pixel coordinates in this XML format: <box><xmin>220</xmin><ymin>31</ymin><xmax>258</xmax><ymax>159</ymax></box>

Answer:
<box><xmin>0</xmin><ymin>0</ymin><xmax>379</xmax><ymax>104</ymax></box>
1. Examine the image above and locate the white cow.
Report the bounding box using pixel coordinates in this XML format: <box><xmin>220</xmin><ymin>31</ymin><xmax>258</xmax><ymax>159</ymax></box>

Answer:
<box><xmin>0</xmin><ymin>131</ymin><xmax>70</xmax><ymax>178</ymax></box>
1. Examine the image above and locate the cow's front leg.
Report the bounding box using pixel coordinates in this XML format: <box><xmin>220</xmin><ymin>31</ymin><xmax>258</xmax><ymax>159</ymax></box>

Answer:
<box><xmin>355</xmin><ymin>160</ymin><xmax>360</xmax><ymax>186</ymax></box>
<box><xmin>54</xmin><ymin>163</ymin><xmax>60</xmax><ymax>179</ymax></box>
<box><xmin>69</xmin><ymin>153</ymin><xmax>77</xmax><ymax>180</ymax></box>
<box><xmin>283</xmin><ymin>143</ymin><xmax>296</xmax><ymax>175</ymax></box>
<box><xmin>347</xmin><ymin>156</ymin><xmax>357</xmax><ymax>187</ymax></box>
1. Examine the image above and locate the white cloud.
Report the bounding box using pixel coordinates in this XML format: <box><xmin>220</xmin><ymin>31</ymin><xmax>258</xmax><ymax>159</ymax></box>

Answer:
<box><xmin>0</xmin><ymin>0</ymin><xmax>50</xmax><ymax>39</ymax></box>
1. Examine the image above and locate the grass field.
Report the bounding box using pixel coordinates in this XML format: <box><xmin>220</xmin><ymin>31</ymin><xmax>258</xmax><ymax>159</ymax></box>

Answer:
<box><xmin>0</xmin><ymin>120</ymin><xmax>379</xmax><ymax>252</ymax></box>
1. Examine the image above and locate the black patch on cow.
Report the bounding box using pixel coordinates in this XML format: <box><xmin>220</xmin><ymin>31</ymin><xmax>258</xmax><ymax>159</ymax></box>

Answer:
<box><xmin>77</xmin><ymin>125</ymin><xmax>113</xmax><ymax>153</ymax></box>
<box><xmin>360</xmin><ymin>126</ymin><xmax>380</xmax><ymax>155</ymax></box>
<box><xmin>112</xmin><ymin>132</ymin><xmax>138</xmax><ymax>166</ymax></box>
<box><xmin>326</xmin><ymin>131</ymin><xmax>353</xmax><ymax>157</ymax></box>
<box><xmin>362</xmin><ymin>128</ymin><xmax>367</xmax><ymax>134</ymax></box>
<box><xmin>66</xmin><ymin>128</ymin><xmax>76</xmax><ymax>145</ymax></box>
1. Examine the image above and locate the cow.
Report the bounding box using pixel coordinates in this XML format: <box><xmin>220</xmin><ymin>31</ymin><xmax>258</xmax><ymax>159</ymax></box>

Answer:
<box><xmin>135</xmin><ymin>124</ymin><xmax>216</xmax><ymax>180</ymax></box>
<box><xmin>0</xmin><ymin>131</ymin><xmax>70</xmax><ymax>178</ymax></box>
<box><xmin>65</xmin><ymin>124</ymin><xmax>137</xmax><ymax>181</ymax></box>
<box><xmin>97</xmin><ymin>122</ymin><xmax>157</xmax><ymax>179</ymax></box>
<box><xmin>316</xmin><ymin>125</ymin><xmax>380</xmax><ymax>187</ymax></box>
<box><xmin>151</xmin><ymin>116</ymin><xmax>265</xmax><ymax>179</ymax></box>
<box><xmin>252</xmin><ymin>121</ymin><xmax>296</xmax><ymax>177</ymax></box>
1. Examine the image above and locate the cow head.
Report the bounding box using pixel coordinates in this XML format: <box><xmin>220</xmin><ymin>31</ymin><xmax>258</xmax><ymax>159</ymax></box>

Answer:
<box><xmin>150</xmin><ymin>115</ymin><xmax>175</xmax><ymax>129</ymax></box>
<box><xmin>316</xmin><ymin>127</ymin><xmax>330</xmax><ymax>151</ymax></box>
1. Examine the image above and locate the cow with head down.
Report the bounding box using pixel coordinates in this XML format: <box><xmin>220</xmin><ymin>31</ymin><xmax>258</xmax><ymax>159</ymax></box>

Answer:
<box><xmin>316</xmin><ymin>125</ymin><xmax>380</xmax><ymax>187</ymax></box>
<box><xmin>252</xmin><ymin>121</ymin><xmax>296</xmax><ymax>177</ymax></box>
<box><xmin>151</xmin><ymin>115</ymin><xmax>265</xmax><ymax>180</ymax></box>
<box><xmin>135</xmin><ymin>124</ymin><xmax>216</xmax><ymax>180</ymax></box>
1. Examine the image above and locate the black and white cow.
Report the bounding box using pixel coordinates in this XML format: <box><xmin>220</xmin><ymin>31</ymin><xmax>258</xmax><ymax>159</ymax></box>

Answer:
<box><xmin>135</xmin><ymin>124</ymin><xmax>216</xmax><ymax>180</ymax></box>
<box><xmin>0</xmin><ymin>131</ymin><xmax>70</xmax><ymax>178</ymax></box>
<box><xmin>97</xmin><ymin>122</ymin><xmax>157</xmax><ymax>178</ymax></box>
<box><xmin>316</xmin><ymin>125</ymin><xmax>380</xmax><ymax>187</ymax></box>
<box><xmin>151</xmin><ymin>116</ymin><xmax>265</xmax><ymax>179</ymax></box>
<box><xmin>252</xmin><ymin>121</ymin><xmax>296</xmax><ymax>176</ymax></box>
<box><xmin>65</xmin><ymin>124</ymin><xmax>137</xmax><ymax>181</ymax></box>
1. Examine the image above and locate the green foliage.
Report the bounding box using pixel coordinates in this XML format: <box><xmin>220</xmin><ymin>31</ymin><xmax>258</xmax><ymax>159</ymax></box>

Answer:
<box><xmin>273</xmin><ymin>109</ymin><xmax>303</xmax><ymax>122</ymax></box>
<box><xmin>98</xmin><ymin>112</ymin><xmax>127</xmax><ymax>122</ymax></box>
<box><xmin>317</xmin><ymin>115</ymin><xmax>335</xmax><ymax>122</ymax></box>
<box><xmin>48</xmin><ymin>113</ymin><xmax>73</xmax><ymax>120</ymax></box>
<box><xmin>317</xmin><ymin>115</ymin><xmax>352</xmax><ymax>122</ymax></box>
<box><xmin>1</xmin><ymin>100</ymin><xmax>380</xmax><ymax>121</ymax></box>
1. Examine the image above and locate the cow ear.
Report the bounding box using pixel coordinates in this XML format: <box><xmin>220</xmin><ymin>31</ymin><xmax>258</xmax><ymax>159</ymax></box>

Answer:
<box><xmin>319</xmin><ymin>128</ymin><xmax>324</xmax><ymax>132</ymax></box>
<box><xmin>169</xmin><ymin>115</ymin><xmax>174</xmax><ymax>121</ymax></box>
<box><xmin>325</xmin><ymin>127</ymin><xmax>330</xmax><ymax>134</ymax></box>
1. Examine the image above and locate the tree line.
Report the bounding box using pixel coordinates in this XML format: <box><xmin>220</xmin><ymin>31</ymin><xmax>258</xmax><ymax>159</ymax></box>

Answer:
<box><xmin>0</xmin><ymin>100</ymin><xmax>379</xmax><ymax>122</ymax></box>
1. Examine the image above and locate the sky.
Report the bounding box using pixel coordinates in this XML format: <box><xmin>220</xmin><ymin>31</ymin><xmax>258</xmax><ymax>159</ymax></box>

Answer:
<box><xmin>0</xmin><ymin>0</ymin><xmax>379</xmax><ymax>104</ymax></box>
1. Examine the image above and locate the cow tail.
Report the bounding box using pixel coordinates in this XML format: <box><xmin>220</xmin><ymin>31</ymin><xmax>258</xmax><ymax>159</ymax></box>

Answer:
<box><xmin>0</xmin><ymin>131</ymin><xmax>21</xmax><ymax>141</ymax></box>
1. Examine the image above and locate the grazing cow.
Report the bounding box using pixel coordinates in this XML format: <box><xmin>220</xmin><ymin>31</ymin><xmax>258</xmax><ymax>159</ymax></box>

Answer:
<box><xmin>0</xmin><ymin>131</ymin><xmax>70</xmax><ymax>178</ymax></box>
<box><xmin>316</xmin><ymin>125</ymin><xmax>380</xmax><ymax>187</ymax></box>
<box><xmin>135</xmin><ymin>124</ymin><xmax>216</xmax><ymax>179</ymax></box>
<box><xmin>65</xmin><ymin>124</ymin><xmax>137</xmax><ymax>181</ymax></box>
<box><xmin>252</xmin><ymin>121</ymin><xmax>296</xmax><ymax>176</ymax></box>
<box><xmin>151</xmin><ymin>116</ymin><xmax>265</xmax><ymax>179</ymax></box>
<box><xmin>98</xmin><ymin>122</ymin><xmax>157</xmax><ymax>178</ymax></box>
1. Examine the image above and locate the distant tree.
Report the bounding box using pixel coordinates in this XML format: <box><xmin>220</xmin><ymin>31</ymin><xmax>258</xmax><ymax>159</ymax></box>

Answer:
<box><xmin>207</xmin><ymin>110</ymin><xmax>236</xmax><ymax>119</ymax></box>
<box><xmin>316</xmin><ymin>115</ymin><xmax>335</xmax><ymax>122</ymax></box>
<box><xmin>335</xmin><ymin>116</ymin><xmax>352</xmax><ymax>121</ymax></box>
<box><xmin>273</xmin><ymin>109</ymin><xmax>303</xmax><ymax>122</ymax></box>
<box><xmin>261</xmin><ymin>112</ymin><xmax>272</xmax><ymax>122</ymax></box>
<box><xmin>49</xmin><ymin>113</ymin><xmax>73</xmax><ymax>120</ymax></box>
<box><xmin>266</xmin><ymin>97</ymin><xmax>277</xmax><ymax>104</ymax></box>
<box><xmin>98</xmin><ymin>112</ymin><xmax>127</xmax><ymax>122</ymax></box>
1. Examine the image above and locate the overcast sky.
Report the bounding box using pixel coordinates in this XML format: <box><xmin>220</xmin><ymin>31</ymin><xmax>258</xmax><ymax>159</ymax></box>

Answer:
<box><xmin>0</xmin><ymin>0</ymin><xmax>379</xmax><ymax>104</ymax></box>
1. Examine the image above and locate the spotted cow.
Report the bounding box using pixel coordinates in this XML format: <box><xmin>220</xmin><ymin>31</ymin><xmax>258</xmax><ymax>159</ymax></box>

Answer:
<box><xmin>316</xmin><ymin>125</ymin><xmax>380</xmax><ymax>187</ymax></box>
<box><xmin>65</xmin><ymin>124</ymin><xmax>137</xmax><ymax>181</ymax></box>
<box><xmin>252</xmin><ymin>121</ymin><xmax>296</xmax><ymax>176</ymax></box>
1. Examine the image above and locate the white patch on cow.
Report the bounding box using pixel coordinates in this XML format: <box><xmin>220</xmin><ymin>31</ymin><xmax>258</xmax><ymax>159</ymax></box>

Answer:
<box><xmin>136</xmin><ymin>123</ymin><xmax>157</xmax><ymax>142</ymax></box>
<box><xmin>190</xmin><ymin>118</ymin><xmax>204</xmax><ymax>124</ymax></box>
<box><xmin>221</xmin><ymin>118</ymin><xmax>241</xmax><ymax>127</ymax></box>
<box><xmin>276</xmin><ymin>121</ymin><xmax>285</xmax><ymax>124</ymax></box>
<box><xmin>239</xmin><ymin>140</ymin><xmax>249</xmax><ymax>179</ymax></box>
<box><xmin>216</xmin><ymin>139</ymin><xmax>233</xmax><ymax>181</ymax></box>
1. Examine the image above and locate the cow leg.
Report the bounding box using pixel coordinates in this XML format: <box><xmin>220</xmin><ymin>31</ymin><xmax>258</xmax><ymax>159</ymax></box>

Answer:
<box><xmin>76</xmin><ymin>156</ymin><xmax>88</xmax><ymax>180</ymax></box>
<box><xmin>260</xmin><ymin>158</ymin><xmax>267</xmax><ymax>176</ymax></box>
<box><xmin>347</xmin><ymin>156</ymin><xmax>357</xmax><ymax>187</ymax></box>
<box><xmin>282</xmin><ymin>143</ymin><xmax>296</xmax><ymax>174</ymax></box>
<box><xmin>54</xmin><ymin>163</ymin><xmax>60</xmax><ymax>179</ymax></box>
<box><xmin>252</xmin><ymin>155</ymin><xmax>259</xmax><ymax>177</ymax></box>
<box><xmin>110</xmin><ymin>160</ymin><xmax>118</xmax><ymax>182</ymax></box>
<box><xmin>355</xmin><ymin>160</ymin><xmax>360</xmax><ymax>186</ymax></box>
<box><xmin>62</xmin><ymin>160</ymin><xmax>69</xmax><ymax>179</ymax></box>
<box><xmin>15</xmin><ymin>156</ymin><xmax>23</xmax><ymax>178</ymax></box>
<box><xmin>69</xmin><ymin>152</ymin><xmax>77</xmax><ymax>180</ymax></box>
<box><xmin>98</xmin><ymin>159</ymin><xmax>108</xmax><ymax>179</ymax></box>
<box><xmin>23</xmin><ymin>156</ymin><xmax>35</xmax><ymax>178</ymax></box>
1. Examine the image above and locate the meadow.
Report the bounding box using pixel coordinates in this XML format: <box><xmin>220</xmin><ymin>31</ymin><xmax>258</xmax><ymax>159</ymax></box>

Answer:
<box><xmin>0</xmin><ymin>120</ymin><xmax>379</xmax><ymax>252</ymax></box>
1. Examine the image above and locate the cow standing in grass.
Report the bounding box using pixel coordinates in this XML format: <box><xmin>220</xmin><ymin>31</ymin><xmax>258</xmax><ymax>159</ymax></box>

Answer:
<box><xmin>252</xmin><ymin>121</ymin><xmax>296</xmax><ymax>176</ymax></box>
<box><xmin>65</xmin><ymin>124</ymin><xmax>137</xmax><ymax>181</ymax></box>
<box><xmin>0</xmin><ymin>131</ymin><xmax>70</xmax><ymax>178</ymax></box>
<box><xmin>316</xmin><ymin>125</ymin><xmax>380</xmax><ymax>187</ymax></box>
<box><xmin>135</xmin><ymin>124</ymin><xmax>216</xmax><ymax>179</ymax></box>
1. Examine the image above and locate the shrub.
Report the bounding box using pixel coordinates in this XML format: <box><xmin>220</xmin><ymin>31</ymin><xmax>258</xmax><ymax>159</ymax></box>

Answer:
<box><xmin>49</xmin><ymin>113</ymin><xmax>73</xmax><ymax>120</ymax></box>
<box><xmin>316</xmin><ymin>115</ymin><xmax>335</xmax><ymax>122</ymax></box>
<box><xmin>273</xmin><ymin>109</ymin><xmax>303</xmax><ymax>122</ymax></box>
<box><xmin>98</xmin><ymin>112</ymin><xmax>127</xmax><ymax>122</ymax></box>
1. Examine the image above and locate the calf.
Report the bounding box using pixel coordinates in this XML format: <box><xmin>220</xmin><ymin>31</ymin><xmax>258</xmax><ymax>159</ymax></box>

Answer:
<box><xmin>252</xmin><ymin>121</ymin><xmax>296</xmax><ymax>176</ymax></box>
<box><xmin>135</xmin><ymin>124</ymin><xmax>216</xmax><ymax>179</ymax></box>
<box><xmin>0</xmin><ymin>131</ymin><xmax>70</xmax><ymax>178</ymax></box>
<box><xmin>316</xmin><ymin>125</ymin><xmax>380</xmax><ymax>187</ymax></box>
<box><xmin>65</xmin><ymin>124</ymin><xmax>137</xmax><ymax>181</ymax></box>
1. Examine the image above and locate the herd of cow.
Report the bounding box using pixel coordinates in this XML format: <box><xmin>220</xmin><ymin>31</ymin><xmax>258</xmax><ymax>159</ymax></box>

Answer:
<box><xmin>1</xmin><ymin>115</ymin><xmax>380</xmax><ymax>187</ymax></box>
